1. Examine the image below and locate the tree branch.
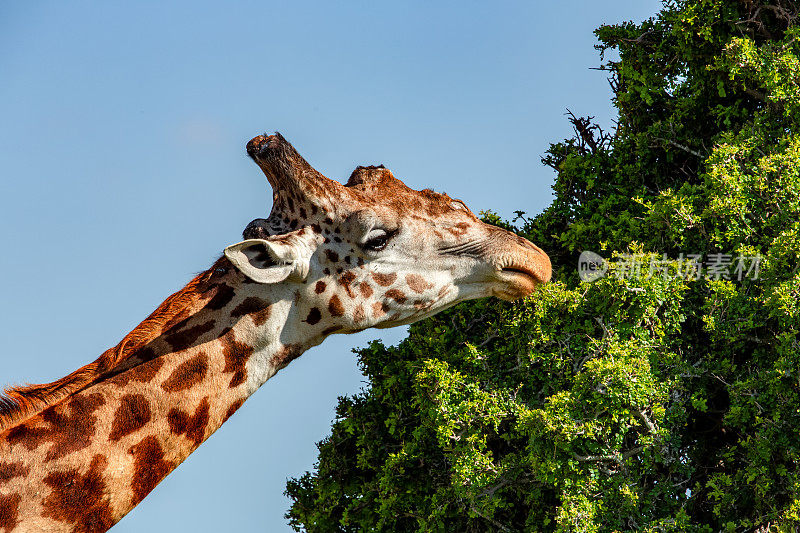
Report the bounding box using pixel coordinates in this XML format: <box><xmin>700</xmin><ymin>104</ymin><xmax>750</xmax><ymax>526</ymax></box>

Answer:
<box><xmin>469</xmin><ymin>505</ymin><xmax>514</xmax><ymax>532</ymax></box>
<box><xmin>653</xmin><ymin>137</ymin><xmax>705</xmax><ymax>158</ymax></box>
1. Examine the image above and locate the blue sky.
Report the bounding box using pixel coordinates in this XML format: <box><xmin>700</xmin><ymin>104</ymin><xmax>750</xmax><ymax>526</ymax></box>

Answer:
<box><xmin>1</xmin><ymin>1</ymin><xmax>661</xmax><ymax>531</ymax></box>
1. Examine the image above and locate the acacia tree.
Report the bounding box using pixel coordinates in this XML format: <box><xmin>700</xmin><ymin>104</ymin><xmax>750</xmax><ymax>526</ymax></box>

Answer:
<box><xmin>286</xmin><ymin>1</ymin><xmax>800</xmax><ymax>530</ymax></box>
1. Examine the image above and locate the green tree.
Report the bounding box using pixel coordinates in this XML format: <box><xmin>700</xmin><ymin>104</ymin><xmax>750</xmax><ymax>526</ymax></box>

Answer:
<box><xmin>286</xmin><ymin>1</ymin><xmax>800</xmax><ymax>530</ymax></box>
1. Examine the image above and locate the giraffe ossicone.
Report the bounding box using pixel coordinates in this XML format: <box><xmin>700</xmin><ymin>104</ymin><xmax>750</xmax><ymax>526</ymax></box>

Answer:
<box><xmin>0</xmin><ymin>132</ymin><xmax>551</xmax><ymax>532</ymax></box>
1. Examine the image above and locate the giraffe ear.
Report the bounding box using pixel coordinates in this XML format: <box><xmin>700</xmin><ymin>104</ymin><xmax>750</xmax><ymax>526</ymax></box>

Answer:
<box><xmin>224</xmin><ymin>238</ymin><xmax>309</xmax><ymax>284</ymax></box>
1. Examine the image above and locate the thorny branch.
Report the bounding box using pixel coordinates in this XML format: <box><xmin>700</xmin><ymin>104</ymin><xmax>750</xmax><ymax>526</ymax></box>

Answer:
<box><xmin>654</xmin><ymin>138</ymin><xmax>705</xmax><ymax>158</ymax></box>
<box><xmin>736</xmin><ymin>1</ymin><xmax>799</xmax><ymax>38</ymax></box>
<box><xmin>573</xmin><ymin>445</ymin><xmax>647</xmax><ymax>465</ymax></box>
<box><xmin>566</xmin><ymin>110</ymin><xmax>613</xmax><ymax>155</ymax></box>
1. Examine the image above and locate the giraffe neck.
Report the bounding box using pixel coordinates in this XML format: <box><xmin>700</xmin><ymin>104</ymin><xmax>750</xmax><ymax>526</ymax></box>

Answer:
<box><xmin>0</xmin><ymin>262</ymin><xmax>314</xmax><ymax>532</ymax></box>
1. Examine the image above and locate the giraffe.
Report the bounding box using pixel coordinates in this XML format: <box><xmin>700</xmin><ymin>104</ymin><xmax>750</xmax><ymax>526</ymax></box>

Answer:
<box><xmin>0</xmin><ymin>133</ymin><xmax>551</xmax><ymax>532</ymax></box>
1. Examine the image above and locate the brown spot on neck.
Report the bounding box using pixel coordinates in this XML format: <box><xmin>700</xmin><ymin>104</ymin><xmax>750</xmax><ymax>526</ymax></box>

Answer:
<box><xmin>223</xmin><ymin>399</ymin><xmax>245</xmax><ymax>423</ymax></box>
<box><xmin>109</xmin><ymin>394</ymin><xmax>151</xmax><ymax>442</ymax></box>
<box><xmin>0</xmin><ymin>493</ymin><xmax>21</xmax><ymax>531</ymax></box>
<box><xmin>167</xmin><ymin>397</ymin><xmax>210</xmax><ymax>447</ymax></box>
<box><xmin>230</xmin><ymin>297</ymin><xmax>272</xmax><ymax>326</ymax></box>
<box><xmin>164</xmin><ymin>320</ymin><xmax>216</xmax><ymax>352</ymax></box>
<box><xmin>42</xmin><ymin>454</ymin><xmax>114</xmax><ymax>533</ymax></box>
<box><xmin>110</xmin><ymin>357</ymin><xmax>165</xmax><ymax>388</ymax></box>
<box><xmin>129</xmin><ymin>436</ymin><xmax>175</xmax><ymax>506</ymax></box>
<box><xmin>220</xmin><ymin>329</ymin><xmax>254</xmax><ymax>388</ymax></box>
<box><xmin>8</xmin><ymin>393</ymin><xmax>105</xmax><ymax>461</ymax></box>
<box><xmin>205</xmin><ymin>283</ymin><xmax>236</xmax><ymax>310</ymax></box>
<box><xmin>161</xmin><ymin>352</ymin><xmax>208</xmax><ymax>393</ymax></box>
<box><xmin>0</xmin><ymin>461</ymin><xmax>29</xmax><ymax>484</ymax></box>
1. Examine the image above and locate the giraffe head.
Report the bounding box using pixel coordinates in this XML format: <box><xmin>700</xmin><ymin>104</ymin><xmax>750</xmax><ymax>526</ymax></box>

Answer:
<box><xmin>224</xmin><ymin>133</ymin><xmax>551</xmax><ymax>337</ymax></box>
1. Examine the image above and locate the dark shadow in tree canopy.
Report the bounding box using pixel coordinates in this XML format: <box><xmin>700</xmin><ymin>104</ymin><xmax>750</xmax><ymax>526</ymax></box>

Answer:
<box><xmin>286</xmin><ymin>1</ymin><xmax>800</xmax><ymax>530</ymax></box>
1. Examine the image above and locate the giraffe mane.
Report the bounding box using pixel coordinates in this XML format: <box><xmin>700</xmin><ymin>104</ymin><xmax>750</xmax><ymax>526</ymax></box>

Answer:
<box><xmin>0</xmin><ymin>255</ymin><xmax>232</xmax><ymax>433</ymax></box>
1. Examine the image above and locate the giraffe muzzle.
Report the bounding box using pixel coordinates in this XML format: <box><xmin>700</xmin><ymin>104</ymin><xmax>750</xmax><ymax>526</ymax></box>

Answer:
<box><xmin>494</xmin><ymin>255</ymin><xmax>551</xmax><ymax>300</ymax></box>
<box><xmin>488</xmin><ymin>229</ymin><xmax>552</xmax><ymax>300</ymax></box>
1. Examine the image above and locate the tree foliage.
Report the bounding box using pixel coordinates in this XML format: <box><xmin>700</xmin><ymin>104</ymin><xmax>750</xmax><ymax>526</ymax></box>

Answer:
<box><xmin>286</xmin><ymin>1</ymin><xmax>800</xmax><ymax>530</ymax></box>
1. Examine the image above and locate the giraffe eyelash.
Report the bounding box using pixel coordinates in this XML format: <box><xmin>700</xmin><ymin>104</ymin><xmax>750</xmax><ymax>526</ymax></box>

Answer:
<box><xmin>363</xmin><ymin>228</ymin><xmax>399</xmax><ymax>251</ymax></box>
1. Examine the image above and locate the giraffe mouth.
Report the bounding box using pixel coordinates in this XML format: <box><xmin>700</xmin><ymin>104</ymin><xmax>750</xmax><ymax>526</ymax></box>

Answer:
<box><xmin>501</xmin><ymin>266</ymin><xmax>538</xmax><ymax>279</ymax></box>
<box><xmin>495</xmin><ymin>265</ymin><xmax>544</xmax><ymax>300</ymax></box>
<box><xmin>501</xmin><ymin>262</ymin><xmax>547</xmax><ymax>284</ymax></box>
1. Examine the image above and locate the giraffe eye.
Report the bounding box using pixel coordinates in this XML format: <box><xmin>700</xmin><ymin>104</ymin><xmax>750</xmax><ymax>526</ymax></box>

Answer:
<box><xmin>363</xmin><ymin>229</ymin><xmax>393</xmax><ymax>251</ymax></box>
